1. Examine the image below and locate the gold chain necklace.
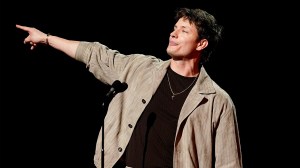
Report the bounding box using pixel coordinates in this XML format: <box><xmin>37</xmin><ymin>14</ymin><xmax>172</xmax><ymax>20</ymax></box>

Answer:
<box><xmin>166</xmin><ymin>73</ymin><xmax>198</xmax><ymax>100</ymax></box>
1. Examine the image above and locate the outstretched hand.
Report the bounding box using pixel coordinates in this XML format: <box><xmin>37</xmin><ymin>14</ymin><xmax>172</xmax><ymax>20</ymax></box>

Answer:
<box><xmin>16</xmin><ymin>24</ymin><xmax>48</xmax><ymax>50</ymax></box>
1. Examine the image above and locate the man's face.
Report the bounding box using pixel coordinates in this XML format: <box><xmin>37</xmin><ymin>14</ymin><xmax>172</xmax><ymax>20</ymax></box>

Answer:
<box><xmin>166</xmin><ymin>17</ymin><xmax>200</xmax><ymax>60</ymax></box>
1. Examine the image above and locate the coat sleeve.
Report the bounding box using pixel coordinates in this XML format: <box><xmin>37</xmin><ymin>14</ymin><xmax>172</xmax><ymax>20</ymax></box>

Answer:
<box><xmin>74</xmin><ymin>41</ymin><xmax>140</xmax><ymax>85</ymax></box>
<box><xmin>214</xmin><ymin>93</ymin><xmax>243</xmax><ymax>168</ymax></box>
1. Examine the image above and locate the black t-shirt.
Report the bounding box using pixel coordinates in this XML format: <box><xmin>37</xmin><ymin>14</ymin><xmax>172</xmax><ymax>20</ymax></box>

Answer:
<box><xmin>124</xmin><ymin>67</ymin><xmax>198</xmax><ymax>168</ymax></box>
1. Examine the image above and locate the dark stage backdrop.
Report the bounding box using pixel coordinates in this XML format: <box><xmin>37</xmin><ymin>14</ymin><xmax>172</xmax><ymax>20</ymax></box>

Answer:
<box><xmin>2</xmin><ymin>0</ymin><xmax>296</xmax><ymax>168</ymax></box>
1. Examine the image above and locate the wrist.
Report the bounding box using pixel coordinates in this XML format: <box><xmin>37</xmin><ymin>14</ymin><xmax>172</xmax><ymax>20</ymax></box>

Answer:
<box><xmin>46</xmin><ymin>33</ymin><xmax>50</xmax><ymax>45</ymax></box>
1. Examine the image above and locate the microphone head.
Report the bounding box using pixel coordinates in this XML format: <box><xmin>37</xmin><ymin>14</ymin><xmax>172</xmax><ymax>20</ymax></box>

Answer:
<box><xmin>112</xmin><ymin>80</ymin><xmax>128</xmax><ymax>93</ymax></box>
<box><xmin>112</xmin><ymin>80</ymin><xmax>121</xmax><ymax>88</ymax></box>
<box><xmin>119</xmin><ymin>82</ymin><xmax>128</xmax><ymax>92</ymax></box>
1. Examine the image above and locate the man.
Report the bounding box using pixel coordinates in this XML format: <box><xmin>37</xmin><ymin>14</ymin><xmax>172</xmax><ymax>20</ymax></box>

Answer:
<box><xmin>16</xmin><ymin>7</ymin><xmax>242</xmax><ymax>168</ymax></box>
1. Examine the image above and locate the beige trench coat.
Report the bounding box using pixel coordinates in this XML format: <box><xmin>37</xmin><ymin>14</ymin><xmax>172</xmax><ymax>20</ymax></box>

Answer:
<box><xmin>75</xmin><ymin>42</ymin><xmax>243</xmax><ymax>168</ymax></box>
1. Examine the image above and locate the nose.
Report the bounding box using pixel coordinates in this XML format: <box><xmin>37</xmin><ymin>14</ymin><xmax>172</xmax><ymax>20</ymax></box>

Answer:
<box><xmin>170</xmin><ymin>29</ymin><xmax>178</xmax><ymax>38</ymax></box>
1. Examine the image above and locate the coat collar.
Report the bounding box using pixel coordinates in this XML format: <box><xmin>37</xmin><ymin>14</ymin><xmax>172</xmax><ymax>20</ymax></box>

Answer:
<box><xmin>155</xmin><ymin>59</ymin><xmax>216</xmax><ymax>95</ymax></box>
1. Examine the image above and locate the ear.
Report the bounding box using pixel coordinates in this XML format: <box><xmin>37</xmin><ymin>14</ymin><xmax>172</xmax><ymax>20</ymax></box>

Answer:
<box><xmin>196</xmin><ymin>39</ymin><xmax>208</xmax><ymax>51</ymax></box>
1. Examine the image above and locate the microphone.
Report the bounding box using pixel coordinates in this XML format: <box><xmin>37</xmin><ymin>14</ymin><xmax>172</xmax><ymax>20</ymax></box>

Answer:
<box><xmin>102</xmin><ymin>80</ymin><xmax>128</xmax><ymax>111</ymax></box>
<box><xmin>106</xmin><ymin>80</ymin><xmax>128</xmax><ymax>97</ymax></box>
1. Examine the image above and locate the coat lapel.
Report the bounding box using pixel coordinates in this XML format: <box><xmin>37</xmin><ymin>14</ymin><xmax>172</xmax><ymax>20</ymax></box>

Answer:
<box><xmin>177</xmin><ymin>66</ymin><xmax>216</xmax><ymax>128</ymax></box>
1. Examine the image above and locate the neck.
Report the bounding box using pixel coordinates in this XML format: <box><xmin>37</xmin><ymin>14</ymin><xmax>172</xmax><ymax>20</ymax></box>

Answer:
<box><xmin>170</xmin><ymin>59</ymin><xmax>200</xmax><ymax>77</ymax></box>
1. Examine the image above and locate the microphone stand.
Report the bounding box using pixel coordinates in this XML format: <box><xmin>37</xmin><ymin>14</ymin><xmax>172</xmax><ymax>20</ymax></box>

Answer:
<box><xmin>100</xmin><ymin>80</ymin><xmax>128</xmax><ymax>168</ymax></box>
<box><xmin>101</xmin><ymin>90</ymin><xmax>114</xmax><ymax>168</ymax></box>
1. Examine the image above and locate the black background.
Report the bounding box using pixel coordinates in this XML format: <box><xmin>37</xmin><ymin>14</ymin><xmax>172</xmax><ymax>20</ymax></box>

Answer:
<box><xmin>1</xmin><ymin>0</ymin><xmax>297</xmax><ymax>167</ymax></box>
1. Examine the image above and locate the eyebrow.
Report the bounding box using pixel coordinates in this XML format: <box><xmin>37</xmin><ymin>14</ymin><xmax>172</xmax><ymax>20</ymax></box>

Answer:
<box><xmin>174</xmin><ymin>25</ymin><xmax>190</xmax><ymax>29</ymax></box>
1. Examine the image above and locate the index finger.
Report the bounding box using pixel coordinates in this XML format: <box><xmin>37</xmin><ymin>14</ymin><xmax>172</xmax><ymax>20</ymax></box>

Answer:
<box><xmin>16</xmin><ymin>24</ymin><xmax>30</xmax><ymax>31</ymax></box>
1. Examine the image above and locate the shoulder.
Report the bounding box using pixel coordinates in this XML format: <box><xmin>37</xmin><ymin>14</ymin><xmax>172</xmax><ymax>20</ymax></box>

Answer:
<box><xmin>200</xmin><ymin>67</ymin><xmax>235</xmax><ymax>109</ymax></box>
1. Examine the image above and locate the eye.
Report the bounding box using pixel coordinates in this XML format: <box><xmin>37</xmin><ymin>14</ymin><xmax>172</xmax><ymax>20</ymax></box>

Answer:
<box><xmin>173</xmin><ymin>26</ymin><xmax>177</xmax><ymax>31</ymax></box>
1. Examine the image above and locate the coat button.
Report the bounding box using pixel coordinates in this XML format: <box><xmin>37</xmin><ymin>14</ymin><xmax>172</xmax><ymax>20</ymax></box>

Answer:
<box><xmin>142</xmin><ymin>99</ymin><xmax>146</xmax><ymax>104</ymax></box>
<box><xmin>118</xmin><ymin>147</ymin><xmax>122</xmax><ymax>152</ymax></box>
<box><xmin>128</xmin><ymin>124</ymin><xmax>133</xmax><ymax>128</ymax></box>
